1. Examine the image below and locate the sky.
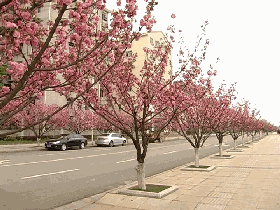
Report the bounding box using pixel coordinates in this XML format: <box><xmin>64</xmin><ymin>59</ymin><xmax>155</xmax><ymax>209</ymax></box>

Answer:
<box><xmin>106</xmin><ymin>0</ymin><xmax>280</xmax><ymax>126</ymax></box>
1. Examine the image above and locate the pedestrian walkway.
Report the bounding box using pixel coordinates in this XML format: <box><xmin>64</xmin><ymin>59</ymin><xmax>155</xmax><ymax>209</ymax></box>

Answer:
<box><xmin>54</xmin><ymin>133</ymin><xmax>280</xmax><ymax>210</ymax></box>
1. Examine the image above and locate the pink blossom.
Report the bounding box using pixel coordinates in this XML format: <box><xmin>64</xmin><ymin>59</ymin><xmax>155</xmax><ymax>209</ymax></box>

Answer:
<box><xmin>1</xmin><ymin>86</ymin><xmax>10</xmax><ymax>95</ymax></box>
<box><xmin>213</xmin><ymin>70</ymin><xmax>217</xmax><ymax>76</ymax></box>
<box><xmin>171</xmin><ymin>14</ymin><xmax>176</xmax><ymax>18</ymax></box>
<box><xmin>6</xmin><ymin>22</ymin><xmax>18</xmax><ymax>28</ymax></box>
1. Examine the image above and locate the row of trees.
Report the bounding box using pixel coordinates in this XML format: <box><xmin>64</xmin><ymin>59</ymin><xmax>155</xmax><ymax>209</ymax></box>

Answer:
<box><xmin>0</xmin><ymin>0</ymin><xmax>275</xmax><ymax>190</ymax></box>
<box><xmin>3</xmin><ymin>102</ymin><xmax>116</xmax><ymax>143</ymax></box>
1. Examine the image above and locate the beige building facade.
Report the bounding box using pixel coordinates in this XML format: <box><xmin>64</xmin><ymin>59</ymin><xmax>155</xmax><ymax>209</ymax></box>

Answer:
<box><xmin>36</xmin><ymin>3</ymin><xmax>109</xmax><ymax>106</ymax></box>
<box><xmin>126</xmin><ymin>31</ymin><xmax>172</xmax><ymax>81</ymax></box>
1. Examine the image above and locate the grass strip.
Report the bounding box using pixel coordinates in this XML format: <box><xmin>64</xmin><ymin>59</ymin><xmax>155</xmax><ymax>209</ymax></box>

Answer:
<box><xmin>188</xmin><ymin>165</ymin><xmax>210</xmax><ymax>169</ymax></box>
<box><xmin>130</xmin><ymin>184</ymin><xmax>171</xmax><ymax>193</ymax></box>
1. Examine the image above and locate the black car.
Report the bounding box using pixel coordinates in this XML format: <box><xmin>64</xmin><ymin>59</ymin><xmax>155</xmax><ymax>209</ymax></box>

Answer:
<box><xmin>45</xmin><ymin>134</ymin><xmax>88</xmax><ymax>151</ymax></box>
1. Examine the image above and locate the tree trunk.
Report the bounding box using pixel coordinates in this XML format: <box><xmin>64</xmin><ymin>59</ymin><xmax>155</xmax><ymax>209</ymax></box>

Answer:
<box><xmin>135</xmin><ymin>162</ymin><xmax>146</xmax><ymax>190</ymax></box>
<box><xmin>219</xmin><ymin>142</ymin><xmax>223</xmax><ymax>156</ymax></box>
<box><xmin>91</xmin><ymin>129</ymin><xmax>94</xmax><ymax>145</ymax></box>
<box><xmin>37</xmin><ymin>137</ymin><xmax>41</xmax><ymax>146</ymax></box>
<box><xmin>234</xmin><ymin>140</ymin><xmax>236</xmax><ymax>150</ymax></box>
<box><xmin>242</xmin><ymin>135</ymin><xmax>245</xmax><ymax>146</ymax></box>
<box><xmin>194</xmin><ymin>148</ymin><xmax>199</xmax><ymax>167</ymax></box>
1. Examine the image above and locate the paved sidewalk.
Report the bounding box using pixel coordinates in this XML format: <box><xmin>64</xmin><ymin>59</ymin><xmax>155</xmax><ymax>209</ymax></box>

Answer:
<box><xmin>54</xmin><ymin>134</ymin><xmax>280</xmax><ymax>210</ymax></box>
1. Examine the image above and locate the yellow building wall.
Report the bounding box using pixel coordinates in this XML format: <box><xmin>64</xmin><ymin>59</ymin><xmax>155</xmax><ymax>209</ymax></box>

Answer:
<box><xmin>130</xmin><ymin>31</ymin><xmax>172</xmax><ymax>81</ymax></box>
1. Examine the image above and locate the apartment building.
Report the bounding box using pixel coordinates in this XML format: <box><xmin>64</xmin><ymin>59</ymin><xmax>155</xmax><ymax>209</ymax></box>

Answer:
<box><xmin>36</xmin><ymin>3</ymin><xmax>110</xmax><ymax>106</ymax></box>
<box><xmin>125</xmin><ymin>31</ymin><xmax>173</xmax><ymax>81</ymax></box>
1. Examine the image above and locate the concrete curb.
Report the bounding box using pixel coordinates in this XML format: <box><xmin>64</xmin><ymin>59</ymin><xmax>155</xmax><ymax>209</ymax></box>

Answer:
<box><xmin>181</xmin><ymin>165</ymin><xmax>216</xmax><ymax>172</ymax></box>
<box><xmin>118</xmin><ymin>183</ymin><xmax>179</xmax><ymax>199</ymax></box>
<box><xmin>211</xmin><ymin>154</ymin><xmax>235</xmax><ymax>159</ymax></box>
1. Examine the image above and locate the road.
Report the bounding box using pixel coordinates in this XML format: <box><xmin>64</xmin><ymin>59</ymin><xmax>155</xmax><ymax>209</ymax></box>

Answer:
<box><xmin>0</xmin><ymin>134</ymin><xmax>255</xmax><ymax>210</ymax></box>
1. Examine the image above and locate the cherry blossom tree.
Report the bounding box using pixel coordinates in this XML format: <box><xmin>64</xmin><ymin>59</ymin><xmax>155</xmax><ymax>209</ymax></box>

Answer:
<box><xmin>83</xmin><ymin>32</ymin><xmax>206</xmax><ymax>189</ymax></box>
<box><xmin>94</xmin><ymin>115</ymin><xmax>116</xmax><ymax>133</ymax></box>
<box><xmin>262</xmin><ymin>120</ymin><xmax>275</xmax><ymax>135</ymax></box>
<box><xmin>246</xmin><ymin>109</ymin><xmax>261</xmax><ymax>143</ymax></box>
<box><xmin>209</xmin><ymin>83</ymin><xmax>237</xmax><ymax>156</ymax></box>
<box><xmin>227</xmin><ymin>106</ymin><xmax>243</xmax><ymax>150</ymax></box>
<box><xmin>83</xmin><ymin>38</ymin><xmax>183</xmax><ymax>190</ymax></box>
<box><xmin>236</xmin><ymin>101</ymin><xmax>251</xmax><ymax>147</ymax></box>
<box><xmin>5</xmin><ymin>102</ymin><xmax>67</xmax><ymax>145</ymax></box>
<box><xmin>0</xmin><ymin>0</ymin><xmax>157</xmax><ymax>136</ymax></box>
<box><xmin>82</xmin><ymin>19</ymin><xmax>218</xmax><ymax>189</ymax></box>
<box><xmin>65</xmin><ymin>106</ymin><xmax>97</xmax><ymax>134</ymax></box>
<box><xmin>171</xmin><ymin>79</ymin><xmax>218</xmax><ymax>167</ymax></box>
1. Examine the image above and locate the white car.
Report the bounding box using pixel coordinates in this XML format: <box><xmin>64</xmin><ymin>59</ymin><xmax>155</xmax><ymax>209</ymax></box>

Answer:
<box><xmin>96</xmin><ymin>133</ymin><xmax>127</xmax><ymax>147</ymax></box>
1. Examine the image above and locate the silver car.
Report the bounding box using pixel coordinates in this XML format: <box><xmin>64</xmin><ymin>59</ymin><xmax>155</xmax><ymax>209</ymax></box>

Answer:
<box><xmin>96</xmin><ymin>133</ymin><xmax>127</xmax><ymax>147</ymax></box>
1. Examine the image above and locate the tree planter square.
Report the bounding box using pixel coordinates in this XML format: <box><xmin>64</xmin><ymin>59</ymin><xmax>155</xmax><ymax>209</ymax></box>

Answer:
<box><xmin>237</xmin><ymin>145</ymin><xmax>249</xmax><ymax>148</ymax></box>
<box><xmin>117</xmin><ymin>183</ymin><xmax>178</xmax><ymax>198</ymax></box>
<box><xmin>227</xmin><ymin>149</ymin><xmax>243</xmax><ymax>152</ymax></box>
<box><xmin>181</xmin><ymin>165</ymin><xmax>216</xmax><ymax>172</ymax></box>
<box><xmin>212</xmin><ymin>154</ymin><xmax>234</xmax><ymax>159</ymax></box>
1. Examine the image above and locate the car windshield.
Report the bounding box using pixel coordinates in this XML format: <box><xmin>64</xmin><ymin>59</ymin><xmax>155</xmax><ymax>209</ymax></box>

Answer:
<box><xmin>100</xmin><ymin>133</ymin><xmax>110</xmax><ymax>136</ymax></box>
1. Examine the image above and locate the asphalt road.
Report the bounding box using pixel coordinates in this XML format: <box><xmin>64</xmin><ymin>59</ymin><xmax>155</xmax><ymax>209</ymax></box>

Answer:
<box><xmin>0</xmin><ymin>134</ymin><xmax>257</xmax><ymax>210</ymax></box>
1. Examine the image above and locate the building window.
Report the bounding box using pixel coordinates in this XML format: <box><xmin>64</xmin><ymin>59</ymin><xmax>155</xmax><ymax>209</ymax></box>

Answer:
<box><xmin>100</xmin><ymin>88</ymin><xmax>104</xmax><ymax>97</ymax></box>
<box><xmin>126</xmin><ymin>50</ymin><xmax>132</xmax><ymax>57</ymax></box>
<box><xmin>68</xmin><ymin>42</ymin><xmax>74</xmax><ymax>51</ymax></box>
<box><xmin>150</xmin><ymin>37</ymin><xmax>153</xmax><ymax>45</ymax></box>
<box><xmin>155</xmin><ymin>41</ymin><xmax>159</xmax><ymax>47</ymax></box>
<box><xmin>67</xmin><ymin>97</ymin><xmax>73</xmax><ymax>108</ymax></box>
<box><xmin>69</xmin><ymin>42</ymin><xmax>74</xmax><ymax>47</ymax></box>
<box><xmin>102</xmin><ymin>12</ymin><xmax>107</xmax><ymax>21</ymax></box>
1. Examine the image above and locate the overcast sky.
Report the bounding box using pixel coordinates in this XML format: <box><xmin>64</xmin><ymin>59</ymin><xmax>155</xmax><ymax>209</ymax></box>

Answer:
<box><xmin>107</xmin><ymin>0</ymin><xmax>280</xmax><ymax>126</ymax></box>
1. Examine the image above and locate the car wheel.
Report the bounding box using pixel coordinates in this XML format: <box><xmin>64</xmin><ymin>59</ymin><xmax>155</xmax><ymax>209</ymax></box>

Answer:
<box><xmin>61</xmin><ymin>143</ymin><xmax>67</xmax><ymax>151</ymax></box>
<box><xmin>79</xmin><ymin>142</ymin><xmax>85</xmax><ymax>149</ymax></box>
<box><xmin>109</xmin><ymin>141</ymin><xmax>114</xmax><ymax>147</ymax></box>
<box><xmin>122</xmin><ymin>140</ymin><xmax>126</xmax><ymax>146</ymax></box>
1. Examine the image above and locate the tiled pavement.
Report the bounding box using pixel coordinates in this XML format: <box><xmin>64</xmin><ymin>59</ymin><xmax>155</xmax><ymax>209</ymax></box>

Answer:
<box><xmin>54</xmin><ymin>133</ymin><xmax>280</xmax><ymax>210</ymax></box>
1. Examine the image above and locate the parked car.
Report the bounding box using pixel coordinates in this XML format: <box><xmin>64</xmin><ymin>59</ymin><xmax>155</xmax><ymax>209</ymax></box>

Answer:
<box><xmin>45</xmin><ymin>134</ymin><xmax>88</xmax><ymax>151</ymax></box>
<box><xmin>147</xmin><ymin>132</ymin><xmax>162</xmax><ymax>143</ymax></box>
<box><xmin>96</xmin><ymin>133</ymin><xmax>127</xmax><ymax>147</ymax></box>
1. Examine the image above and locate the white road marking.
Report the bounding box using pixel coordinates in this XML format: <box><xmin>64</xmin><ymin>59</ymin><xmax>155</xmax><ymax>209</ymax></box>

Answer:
<box><xmin>21</xmin><ymin>169</ymin><xmax>80</xmax><ymax>180</ymax></box>
<box><xmin>86</xmin><ymin>178</ymin><xmax>96</xmax><ymax>183</ymax></box>
<box><xmin>163</xmin><ymin>151</ymin><xmax>177</xmax><ymax>155</ymax></box>
<box><xmin>0</xmin><ymin>160</ymin><xmax>11</xmax><ymax>164</ymax></box>
<box><xmin>116</xmin><ymin>158</ymin><xmax>135</xmax><ymax>163</ymax></box>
